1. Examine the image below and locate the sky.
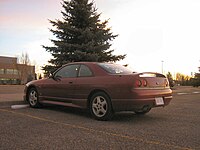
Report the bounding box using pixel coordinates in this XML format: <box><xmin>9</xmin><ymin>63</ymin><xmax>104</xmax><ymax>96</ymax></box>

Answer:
<box><xmin>0</xmin><ymin>0</ymin><xmax>200</xmax><ymax>76</ymax></box>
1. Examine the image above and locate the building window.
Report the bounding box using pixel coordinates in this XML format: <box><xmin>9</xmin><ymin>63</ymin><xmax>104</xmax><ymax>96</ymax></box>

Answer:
<box><xmin>5</xmin><ymin>69</ymin><xmax>19</xmax><ymax>75</ymax></box>
<box><xmin>13</xmin><ymin>69</ymin><xmax>19</xmax><ymax>75</ymax></box>
<box><xmin>0</xmin><ymin>69</ymin><xmax>4</xmax><ymax>74</ymax></box>
<box><xmin>6</xmin><ymin>69</ymin><xmax>14</xmax><ymax>74</ymax></box>
<box><xmin>0</xmin><ymin>78</ymin><xmax>20</xmax><ymax>85</ymax></box>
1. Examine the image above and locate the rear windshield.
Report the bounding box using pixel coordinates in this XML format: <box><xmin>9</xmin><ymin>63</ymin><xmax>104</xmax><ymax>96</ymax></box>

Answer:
<box><xmin>98</xmin><ymin>63</ymin><xmax>133</xmax><ymax>74</ymax></box>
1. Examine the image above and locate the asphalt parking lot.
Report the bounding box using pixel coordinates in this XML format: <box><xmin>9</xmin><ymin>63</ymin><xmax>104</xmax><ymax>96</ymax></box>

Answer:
<box><xmin>0</xmin><ymin>85</ymin><xmax>199</xmax><ymax>150</ymax></box>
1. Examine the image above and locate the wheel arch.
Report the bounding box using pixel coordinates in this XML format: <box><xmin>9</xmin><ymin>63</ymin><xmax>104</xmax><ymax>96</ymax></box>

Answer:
<box><xmin>25</xmin><ymin>85</ymin><xmax>38</xmax><ymax>102</ymax></box>
<box><xmin>87</xmin><ymin>89</ymin><xmax>113</xmax><ymax>109</ymax></box>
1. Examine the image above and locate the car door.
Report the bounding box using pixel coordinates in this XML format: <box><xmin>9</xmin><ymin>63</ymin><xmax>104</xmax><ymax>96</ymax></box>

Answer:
<box><xmin>73</xmin><ymin>64</ymin><xmax>94</xmax><ymax>100</ymax></box>
<box><xmin>41</xmin><ymin>64</ymin><xmax>79</xmax><ymax>102</ymax></box>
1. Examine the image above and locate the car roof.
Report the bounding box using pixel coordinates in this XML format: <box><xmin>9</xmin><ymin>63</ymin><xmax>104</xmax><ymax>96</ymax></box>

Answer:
<box><xmin>67</xmin><ymin>62</ymin><xmax>98</xmax><ymax>64</ymax></box>
<box><xmin>65</xmin><ymin>62</ymin><xmax>110</xmax><ymax>65</ymax></box>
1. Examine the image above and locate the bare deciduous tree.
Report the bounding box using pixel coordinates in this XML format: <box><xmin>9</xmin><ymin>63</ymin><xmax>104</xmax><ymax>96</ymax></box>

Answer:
<box><xmin>17</xmin><ymin>52</ymin><xmax>31</xmax><ymax>84</ymax></box>
<box><xmin>19</xmin><ymin>52</ymin><xmax>30</xmax><ymax>65</ymax></box>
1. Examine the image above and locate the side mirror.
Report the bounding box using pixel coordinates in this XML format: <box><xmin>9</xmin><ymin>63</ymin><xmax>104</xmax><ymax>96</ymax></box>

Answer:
<box><xmin>48</xmin><ymin>73</ymin><xmax>53</xmax><ymax>78</ymax></box>
<box><xmin>49</xmin><ymin>73</ymin><xmax>61</xmax><ymax>81</ymax></box>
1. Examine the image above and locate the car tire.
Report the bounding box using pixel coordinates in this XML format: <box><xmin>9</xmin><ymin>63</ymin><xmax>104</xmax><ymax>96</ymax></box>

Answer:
<box><xmin>134</xmin><ymin>107</ymin><xmax>151</xmax><ymax>115</ymax></box>
<box><xmin>27</xmin><ymin>88</ymin><xmax>41</xmax><ymax>108</ymax></box>
<box><xmin>90</xmin><ymin>92</ymin><xmax>113</xmax><ymax>121</ymax></box>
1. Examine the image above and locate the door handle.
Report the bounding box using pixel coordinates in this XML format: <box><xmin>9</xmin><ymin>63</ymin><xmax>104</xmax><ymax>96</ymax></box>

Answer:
<box><xmin>69</xmin><ymin>81</ymin><xmax>73</xmax><ymax>84</ymax></box>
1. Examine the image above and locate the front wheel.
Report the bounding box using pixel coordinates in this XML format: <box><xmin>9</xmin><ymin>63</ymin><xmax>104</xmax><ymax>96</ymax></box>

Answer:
<box><xmin>27</xmin><ymin>88</ymin><xmax>40</xmax><ymax>108</ymax></box>
<box><xmin>90</xmin><ymin>92</ymin><xmax>113</xmax><ymax>121</ymax></box>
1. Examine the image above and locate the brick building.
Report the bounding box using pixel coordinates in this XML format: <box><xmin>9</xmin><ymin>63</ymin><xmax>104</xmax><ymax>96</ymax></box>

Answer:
<box><xmin>0</xmin><ymin>56</ymin><xmax>35</xmax><ymax>84</ymax></box>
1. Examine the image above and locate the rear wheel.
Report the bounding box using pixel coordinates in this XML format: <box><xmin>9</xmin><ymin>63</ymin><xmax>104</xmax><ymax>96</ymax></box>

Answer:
<box><xmin>90</xmin><ymin>92</ymin><xmax>113</xmax><ymax>121</ymax></box>
<box><xmin>27</xmin><ymin>88</ymin><xmax>40</xmax><ymax>108</ymax></box>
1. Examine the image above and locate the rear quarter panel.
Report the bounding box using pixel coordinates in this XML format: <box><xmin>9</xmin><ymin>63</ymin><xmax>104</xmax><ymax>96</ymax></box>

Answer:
<box><xmin>74</xmin><ymin>75</ymin><xmax>135</xmax><ymax>99</ymax></box>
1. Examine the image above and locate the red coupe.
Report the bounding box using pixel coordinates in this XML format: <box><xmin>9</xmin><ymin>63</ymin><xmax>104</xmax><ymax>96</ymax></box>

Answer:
<box><xmin>24</xmin><ymin>62</ymin><xmax>172</xmax><ymax>120</ymax></box>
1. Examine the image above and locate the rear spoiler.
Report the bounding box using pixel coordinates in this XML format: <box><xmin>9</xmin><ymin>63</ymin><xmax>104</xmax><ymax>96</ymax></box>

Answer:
<box><xmin>138</xmin><ymin>72</ymin><xmax>166</xmax><ymax>78</ymax></box>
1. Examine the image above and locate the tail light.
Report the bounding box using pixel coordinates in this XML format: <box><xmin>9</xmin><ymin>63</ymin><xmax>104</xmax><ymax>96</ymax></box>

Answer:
<box><xmin>135</xmin><ymin>79</ymin><xmax>148</xmax><ymax>87</ymax></box>
<box><xmin>142</xmin><ymin>79</ymin><xmax>147</xmax><ymax>87</ymax></box>
<box><xmin>135</xmin><ymin>80</ymin><xmax>142</xmax><ymax>87</ymax></box>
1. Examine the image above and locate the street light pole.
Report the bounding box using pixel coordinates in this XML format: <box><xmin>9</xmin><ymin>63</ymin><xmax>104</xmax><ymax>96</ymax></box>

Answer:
<box><xmin>199</xmin><ymin>60</ymin><xmax>200</xmax><ymax>72</ymax></box>
<box><xmin>161</xmin><ymin>60</ymin><xmax>164</xmax><ymax>74</ymax></box>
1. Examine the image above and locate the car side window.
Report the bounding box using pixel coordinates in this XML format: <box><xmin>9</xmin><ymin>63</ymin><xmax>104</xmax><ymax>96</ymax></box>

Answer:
<box><xmin>78</xmin><ymin>65</ymin><xmax>93</xmax><ymax>77</ymax></box>
<box><xmin>55</xmin><ymin>65</ymin><xmax>79</xmax><ymax>78</ymax></box>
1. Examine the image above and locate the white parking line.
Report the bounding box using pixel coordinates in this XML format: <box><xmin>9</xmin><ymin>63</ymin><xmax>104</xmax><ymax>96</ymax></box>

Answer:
<box><xmin>177</xmin><ymin>91</ymin><xmax>200</xmax><ymax>95</ymax></box>
<box><xmin>193</xmin><ymin>91</ymin><xmax>200</xmax><ymax>94</ymax></box>
<box><xmin>177</xmin><ymin>93</ymin><xmax>188</xmax><ymax>95</ymax></box>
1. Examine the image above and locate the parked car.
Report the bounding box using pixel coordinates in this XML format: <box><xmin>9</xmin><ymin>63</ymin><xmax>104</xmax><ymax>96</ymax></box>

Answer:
<box><xmin>24</xmin><ymin>62</ymin><xmax>172</xmax><ymax>120</ymax></box>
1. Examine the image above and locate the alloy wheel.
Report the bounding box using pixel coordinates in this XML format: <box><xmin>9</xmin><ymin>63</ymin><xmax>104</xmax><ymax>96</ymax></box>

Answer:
<box><xmin>92</xmin><ymin>96</ymin><xmax>108</xmax><ymax>118</ymax></box>
<box><xmin>28</xmin><ymin>89</ymin><xmax>38</xmax><ymax>107</ymax></box>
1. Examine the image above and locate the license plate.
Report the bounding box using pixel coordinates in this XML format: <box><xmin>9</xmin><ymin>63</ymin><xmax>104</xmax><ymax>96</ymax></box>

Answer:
<box><xmin>155</xmin><ymin>97</ymin><xmax>164</xmax><ymax>105</ymax></box>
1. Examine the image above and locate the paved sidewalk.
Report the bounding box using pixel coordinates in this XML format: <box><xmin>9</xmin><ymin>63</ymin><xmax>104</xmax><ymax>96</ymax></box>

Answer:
<box><xmin>0</xmin><ymin>85</ymin><xmax>25</xmax><ymax>106</ymax></box>
<box><xmin>0</xmin><ymin>93</ymin><xmax>24</xmax><ymax>102</ymax></box>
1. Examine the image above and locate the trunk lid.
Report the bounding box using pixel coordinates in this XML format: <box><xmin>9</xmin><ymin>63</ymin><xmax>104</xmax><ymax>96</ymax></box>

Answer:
<box><xmin>134</xmin><ymin>72</ymin><xmax>169</xmax><ymax>89</ymax></box>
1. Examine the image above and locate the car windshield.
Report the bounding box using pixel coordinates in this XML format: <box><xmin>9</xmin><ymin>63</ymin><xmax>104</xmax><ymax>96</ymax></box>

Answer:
<box><xmin>98</xmin><ymin>63</ymin><xmax>133</xmax><ymax>74</ymax></box>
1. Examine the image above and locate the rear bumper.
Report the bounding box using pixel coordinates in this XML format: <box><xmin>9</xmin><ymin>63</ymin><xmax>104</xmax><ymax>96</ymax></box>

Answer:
<box><xmin>112</xmin><ymin>88</ymin><xmax>172</xmax><ymax>111</ymax></box>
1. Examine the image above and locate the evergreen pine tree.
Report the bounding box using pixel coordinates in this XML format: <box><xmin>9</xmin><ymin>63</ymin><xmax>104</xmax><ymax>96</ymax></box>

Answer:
<box><xmin>43</xmin><ymin>0</ymin><xmax>126</xmax><ymax>73</ymax></box>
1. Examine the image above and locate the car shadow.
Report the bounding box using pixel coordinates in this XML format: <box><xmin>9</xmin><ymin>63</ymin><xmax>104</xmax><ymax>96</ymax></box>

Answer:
<box><xmin>112</xmin><ymin>111</ymin><xmax>165</xmax><ymax>123</ymax></box>
<box><xmin>41</xmin><ymin>104</ymin><xmax>91</xmax><ymax>118</ymax></box>
<box><xmin>40</xmin><ymin>104</ymin><xmax>166</xmax><ymax>123</ymax></box>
